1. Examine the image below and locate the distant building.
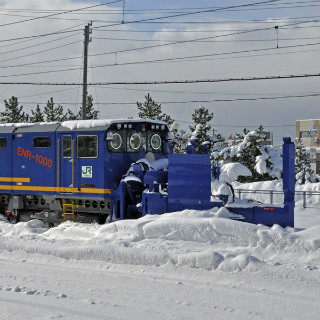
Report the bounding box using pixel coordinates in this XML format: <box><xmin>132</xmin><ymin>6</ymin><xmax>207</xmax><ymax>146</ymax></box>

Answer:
<box><xmin>227</xmin><ymin>131</ymin><xmax>273</xmax><ymax>147</ymax></box>
<box><xmin>296</xmin><ymin>119</ymin><xmax>320</xmax><ymax>174</ymax></box>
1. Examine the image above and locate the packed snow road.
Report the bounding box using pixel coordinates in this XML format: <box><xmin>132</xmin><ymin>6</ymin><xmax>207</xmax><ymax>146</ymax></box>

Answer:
<box><xmin>1</xmin><ymin>251</ymin><xmax>320</xmax><ymax>320</ymax></box>
<box><xmin>1</xmin><ymin>207</ymin><xmax>320</xmax><ymax>319</ymax></box>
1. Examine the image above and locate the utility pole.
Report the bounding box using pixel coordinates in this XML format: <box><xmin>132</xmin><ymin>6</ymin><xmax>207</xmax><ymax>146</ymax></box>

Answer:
<box><xmin>82</xmin><ymin>23</ymin><xmax>92</xmax><ymax>120</ymax></box>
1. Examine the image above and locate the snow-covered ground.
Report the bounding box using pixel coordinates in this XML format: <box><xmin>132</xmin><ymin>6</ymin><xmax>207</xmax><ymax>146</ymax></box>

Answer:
<box><xmin>1</xmin><ymin>202</ymin><xmax>320</xmax><ymax>320</ymax></box>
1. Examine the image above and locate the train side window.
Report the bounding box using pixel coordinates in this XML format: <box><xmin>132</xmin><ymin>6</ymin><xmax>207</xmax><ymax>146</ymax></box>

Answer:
<box><xmin>34</xmin><ymin>136</ymin><xmax>51</xmax><ymax>148</ymax></box>
<box><xmin>62</xmin><ymin>136</ymin><xmax>72</xmax><ymax>158</ymax></box>
<box><xmin>0</xmin><ymin>137</ymin><xmax>7</xmax><ymax>149</ymax></box>
<box><xmin>77</xmin><ymin>135</ymin><xmax>98</xmax><ymax>158</ymax></box>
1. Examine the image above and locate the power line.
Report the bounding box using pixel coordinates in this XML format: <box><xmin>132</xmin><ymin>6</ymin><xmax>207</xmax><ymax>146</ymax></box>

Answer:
<box><xmin>0</xmin><ymin>27</ymin><xmax>82</xmax><ymax>43</ymax></box>
<box><xmin>94</xmin><ymin>0</ymin><xmax>282</xmax><ymax>29</ymax></box>
<box><xmin>0</xmin><ymin>32</ymin><xmax>80</xmax><ymax>55</ymax></box>
<box><xmin>92</xmin><ymin>35</ymin><xmax>320</xmax><ymax>43</ymax></box>
<box><xmin>2</xmin><ymin>34</ymin><xmax>320</xmax><ymax>72</ymax></box>
<box><xmin>0</xmin><ymin>72</ymin><xmax>319</xmax><ymax>86</ymax></box>
<box><xmin>0</xmin><ymin>0</ymin><xmax>122</xmax><ymax>27</ymax></box>
<box><xmin>1</xmin><ymin>1</ymin><xmax>319</xmax><ymax>14</ymax></box>
<box><xmin>0</xmin><ymin>40</ymin><xmax>82</xmax><ymax>65</ymax></box>
<box><xmin>2</xmin><ymin>8</ymin><xmax>320</xmax><ymax>68</ymax></box>
<box><xmin>18</xmin><ymin>93</ymin><xmax>320</xmax><ymax>106</ymax></box>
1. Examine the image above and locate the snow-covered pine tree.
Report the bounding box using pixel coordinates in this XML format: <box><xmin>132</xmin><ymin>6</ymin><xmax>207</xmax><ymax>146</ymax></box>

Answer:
<box><xmin>231</xmin><ymin>126</ymin><xmax>271</xmax><ymax>182</ymax></box>
<box><xmin>30</xmin><ymin>105</ymin><xmax>45</xmax><ymax>123</ymax></box>
<box><xmin>136</xmin><ymin>94</ymin><xmax>174</xmax><ymax>125</ymax></box>
<box><xmin>1</xmin><ymin>96</ymin><xmax>28</xmax><ymax>123</ymax></box>
<box><xmin>295</xmin><ymin>142</ymin><xmax>319</xmax><ymax>184</ymax></box>
<box><xmin>213</xmin><ymin>126</ymin><xmax>278</xmax><ymax>182</ymax></box>
<box><xmin>44</xmin><ymin>98</ymin><xmax>64</xmax><ymax>122</ymax></box>
<box><xmin>171</xmin><ymin>123</ymin><xmax>189</xmax><ymax>154</ymax></box>
<box><xmin>189</xmin><ymin>105</ymin><xmax>214</xmax><ymax>153</ymax></box>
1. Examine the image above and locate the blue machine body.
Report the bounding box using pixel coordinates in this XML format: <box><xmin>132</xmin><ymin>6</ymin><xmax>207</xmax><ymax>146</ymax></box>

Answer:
<box><xmin>136</xmin><ymin>138</ymin><xmax>295</xmax><ymax>228</ymax></box>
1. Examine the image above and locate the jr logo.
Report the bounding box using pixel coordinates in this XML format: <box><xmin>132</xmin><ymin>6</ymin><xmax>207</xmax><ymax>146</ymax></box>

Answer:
<box><xmin>82</xmin><ymin>166</ymin><xmax>93</xmax><ymax>178</ymax></box>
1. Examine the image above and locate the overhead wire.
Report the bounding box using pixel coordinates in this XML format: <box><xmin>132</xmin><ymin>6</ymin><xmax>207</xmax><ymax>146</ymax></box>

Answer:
<box><xmin>94</xmin><ymin>0</ymin><xmax>282</xmax><ymax>29</ymax></box>
<box><xmin>0</xmin><ymin>72</ymin><xmax>319</xmax><ymax>85</ymax></box>
<box><xmin>3</xmin><ymin>38</ymin><xmax>317</xmax><ymax>73</ymax></box>
<box><xmin>0</xmin><ymin>40</ymin><xmax>82</xmax><ymax>64</ymax></box>
<box><xmin>0</xmin><ymin>32</ymin><xmax>80</xmax><ymax>55</ymax></box>
<box><xmin>2</xmin><ymin>20</ymin><xmax>320</xmax><ymax>71</ymax></box>
<box><xmin>1</xmin><ymin>1</ymin><xmax>319</xmax><ymax>14</ymax></box>
<box><xmin>1</xmin><ymin>2</ymin><xmax>320</xmax><ymax>69</ymax></box>
<box><xmin>18</xmin><ymin>93</ymin><xmax>320</xmax><ymax>106</ymax></box>
<box><xmin>0</xmin><ymin>0</ymin><xmax>122</xmax><ymax>27</ymax></box>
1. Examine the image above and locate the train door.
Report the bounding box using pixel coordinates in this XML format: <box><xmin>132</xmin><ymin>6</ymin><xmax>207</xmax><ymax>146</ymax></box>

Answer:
<box><xmin>58</xmin><ymin>134</ymin><xmax>76</xmax><ymax>193</ymax></box>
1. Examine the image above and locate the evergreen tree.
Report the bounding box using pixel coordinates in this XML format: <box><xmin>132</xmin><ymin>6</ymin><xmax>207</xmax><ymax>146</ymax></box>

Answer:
<box><xmin>189</xmin><ymin>105</ymin><xmax>214</xmax><ymax>153</ymax></box>
<box><xmin>30</xmin><ymin>105</ymin><xmax>45</xmax><ymax>123</ymax></box>
<box><xmin>231</xmin><ymin>125</ymin><xmax>270</xmax><ymax>182</ymax></box>
<box><xmin>213</xmin><ymin>126</ymin><xmax>277</xmax><ymax>182</ymax></box>
<box><xmin>64</xmin><ymin>108</ymin><xmax>79</xmax><ymax>121</ymax></box>
<box><xmin>79</xmin><ymin>95</ymin><xmax>99</xmax><ymax>119</ymax></box>
<box><xmin>0</xmin><ymin>96</ymin><xmax>28</xmax><ymax>123</ymax></box>
<box><xmin>171</xmin><ymin>123</ymin><xmax>189</xmax><ymax>154</ymax></box>
<box><xmin>136</xmin><ymin>94</ymin><xmax>174</xmax><ymax>125</ymax></box>
<box><xmin>64</xmin><ymin>95</ymin><xmax>99</xmax><ymax>121</ymax></box>
<box><xmin>44</xmin><ymin>97</ymin><xmax>64</xmax><ymax>122</ymax></box>
<box><xmin>295</xmin><ymin>142</ymin><xmax>318</xmax><ymax>184</ymax></box>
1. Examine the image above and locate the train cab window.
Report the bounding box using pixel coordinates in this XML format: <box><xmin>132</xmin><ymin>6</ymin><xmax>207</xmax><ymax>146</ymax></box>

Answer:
<box><xmin>127</xmin><ymin>131</ymin><xmax>146</xmax><ymax>153</ymax></box>
<box><xmin>147</xmin><ymin>132</ymin><xmax>162</xmax><ymax>153</ymax></box>
<box><xmin>77</xmin><ymin>135</ymin><xmax>98</xmax><ymax>158</ymax></box>
<box><xmin>107</xmin><ymin>130</ymin><xmax>125</xmax><ymax>153</ymax></box>
<box><xmin>0</xmin><ymin>137</ymin><xmax>7</xmax><ymax>149</ymax></box>
<box><xmin>34</xmin><ymin>136</ymin><xmax>51</xmax><ymax>148</ymax></box>
<box><xmin>62</xmin><ymin>136</ymin><xmax>72</xmax><ymax>158</ymax></box>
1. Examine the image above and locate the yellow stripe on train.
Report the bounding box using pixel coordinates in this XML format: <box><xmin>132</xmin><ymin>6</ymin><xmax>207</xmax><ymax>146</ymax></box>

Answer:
<box><xmin>0</xmin><ymin>185</ymin><xmax>111</xmax><ymax>194</ymax></box>
<box><xmin>0</xmin><ymin>177</ymin><xmax>30</xmax><ymax>183</ymax></box>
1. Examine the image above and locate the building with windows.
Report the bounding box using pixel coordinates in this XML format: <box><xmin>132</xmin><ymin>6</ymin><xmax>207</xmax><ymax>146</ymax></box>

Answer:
<box><xmin>296</xmin><ymin>119</ymin><xmax>320</xmax><ymax>174</ymax></box>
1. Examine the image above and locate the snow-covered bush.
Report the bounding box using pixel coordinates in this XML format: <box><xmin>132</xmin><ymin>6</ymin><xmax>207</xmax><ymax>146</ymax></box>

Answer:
<box><xmin>212</xmin><ymin>128</ymin><xmax>282</xmax><ymax>182</ymax></box>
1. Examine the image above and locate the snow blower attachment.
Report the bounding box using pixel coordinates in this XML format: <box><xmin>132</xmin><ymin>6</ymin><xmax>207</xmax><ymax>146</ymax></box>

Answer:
<box><xmin>110</xmin><ymin>138</ymin><xmax>295</xmax><ymax>228</ymax></box>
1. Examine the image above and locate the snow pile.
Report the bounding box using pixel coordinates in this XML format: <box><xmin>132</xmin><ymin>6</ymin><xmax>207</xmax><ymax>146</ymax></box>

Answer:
<box><xmin>219</xmin><ymin>162</ymin><xmax>252</xmax><ymax>184</ymax></box>
<box><xmin>0</xmin><ymin>122</ymin><xmax>36</xmax><ymax>128</ymax></box>
<box><xmin>136</xmin><ymin>158</ymin><xmax>168</xmax><ymax>171</ymax></box>
<box><xmin>255</xmin><ymin>145</ymin><xmax>282</xmax><ymax>179</ymax></box>
<box><xmin>1</xmin><ymin>208</ymin><xmax>320</xmax><ymax>273</ymax></box>
<box><xmin>61</xmin><ymin>119</ymin><xmax>114</xmax><ymax>130</ymax></box>
<box><xmin>61</xmin><ymin>119</ymin><xmax>166</xmax><ymax>130</ymax></box>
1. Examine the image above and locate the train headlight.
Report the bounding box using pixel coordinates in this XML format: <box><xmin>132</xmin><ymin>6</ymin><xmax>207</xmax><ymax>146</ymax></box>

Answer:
<box><xmin>150</xmin><ymin>134</ymin><xmax>161</xmax><ymax>150</ymax></box>
<box><xmin>110</xmin><ymin>133</ymin><xmax>122</xmax><ymax>150</ymax></box>
<box><xmin>129</xmin><ymin>133</ymin><xmax>141</xmax><ymax>150</ymax></box>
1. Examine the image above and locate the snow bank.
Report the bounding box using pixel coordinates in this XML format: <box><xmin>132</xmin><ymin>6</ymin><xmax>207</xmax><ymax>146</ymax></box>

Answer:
<box><xmin>1</xmin><ymin>208</ymin><xmax>320</xmax><ymax>273</ymax></box>
<box><xmin>219</xmin><ymin>162</ymin><xmax>252</xmax><ymax>184</ymax></box>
